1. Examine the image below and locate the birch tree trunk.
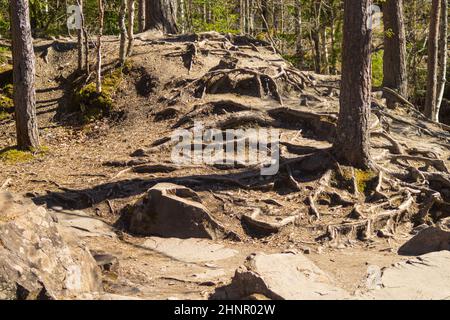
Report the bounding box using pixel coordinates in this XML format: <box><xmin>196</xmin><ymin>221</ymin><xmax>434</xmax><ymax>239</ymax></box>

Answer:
<box><xmin>96</xmin><ymin>0</ymin><xmax>104</xmax><ymax>93</ymax></box>
<box><xmin>10</xmin><ymin>0</ymin><xmax>40</xmax><ymax>150</ymax></box>
<box><xmin>424</xmin><ymin>0</ymin><xmax>441</xmax><ymax>121</ymax></box>
<box><xmin>127</xmin><ymin>0</ymin><xmax>135</xmax><ymax>56</ymax></box>
<box><xmin>436</xmin><ymin>0</ymin><xmax>448</xmax><ymax>118</ymax></box>
<box><xmin>119</xmin><ymin>0</ymin><xmax>128</xmax><ymax>65</ymax></box>
<box><xmin>333</xmin><ymin>0</ymin><xmax>372</xmax><ymax>168</ymax></box>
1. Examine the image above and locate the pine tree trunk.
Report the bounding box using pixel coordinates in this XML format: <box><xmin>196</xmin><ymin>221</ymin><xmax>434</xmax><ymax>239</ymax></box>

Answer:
<box><xmin>138</xmin><ymin>0</ymin><xmax>145</xmax><ymax>32</ymax></box>
<box><xmin>119</xmin><ymin>0</ymin><xmax>128</xmax><ymax>65</ymax></box>
<box><xmin>424</xmin><ymin>0</ymin><xmax>441</xmax><ymax>121</ymax></box>
<box><xmin>145</xmin><ymin>0</ymin><xmax>178</xmax><ymax>33</ymax></box>
<box><xmin>382</xmin><ymin>0</ymin><xmax>408</xmax><ymax>106</ymax></box>
<box><xmin>10</xmin><ymin>0</ymin><xmax>40</xmax><ymax>150</ymax></box>
<box><xmin>96</xmin><ymin>0</ymin><xmax>104</xmax><ymax>93</ymax></box>
<box><xmin>436</xmin><ymin>0</ymin><xmax>448</xmax><ymax>118</ymax></box>
<box><xmin>333</xmin><ymin>0</ymin><xmax>372</xmax><ymax>169</ymax></box>
<box><xmin>127</xmin><ymin>0</ymin><xmax>135</xmax><ymax>56</ymax></box>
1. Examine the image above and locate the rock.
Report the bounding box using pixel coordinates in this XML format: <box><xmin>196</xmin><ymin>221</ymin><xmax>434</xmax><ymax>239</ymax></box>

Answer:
<box><xmin>220</xmin><ymin>252</ymin><xmax>348</xmax><ymax>300</ymax></box>
<box><xmin>142</xmin><ymin>237</ymin><xmax>237</xmax><ymax>263</ymax></box>
<box><xmin>0</xmin><ymin>192</ymin><xmax>102</xmax><ymax>299</ymax></box>
<box><xmin>91</xmin><ymin>252</ymin><xmax>120</xmax><ymax>273</ymax></box>
<box><xmin>128</xmin><ymin>183</ymin><xmax>227</xmax><ymax>239</ymax></box>
<box><xmin>398</xmin><ymin>221</ymin><xmax>450</xmax><ymax>256</ymax></box>
<box><xmin>361</xmin><ymin>251</ymin><xmax>450</xmax><ymax>300</ymax></box>
<box><xmin>49</xmin><ymin>209</ymin><xmax>117</xmax><ymax>239</ymax></box>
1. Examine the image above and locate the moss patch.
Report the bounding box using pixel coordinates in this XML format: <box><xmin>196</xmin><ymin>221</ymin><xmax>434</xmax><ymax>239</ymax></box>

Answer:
<box><xmin>0</xmin><ymin>146</ymin><xmax>48</xmax><ymax>164</ymax></box>
<box><xmin>354</xmin><ymin>169</ymin><xmax>377</xmax><ymax>194</ymax></box>
<box><xmin>0</xmin><ymin>148</ymin><xmax>33</xmax><ymax>163</ymax></box>
<box><xmin>0</xmin><ymin>83</ymin><xmax>13</xmax><ymax>119</ymax></box>
<box><xmin>73</xmin><ymin>65</ymin><xmax>128</xmax><ymax>123</ymax></box>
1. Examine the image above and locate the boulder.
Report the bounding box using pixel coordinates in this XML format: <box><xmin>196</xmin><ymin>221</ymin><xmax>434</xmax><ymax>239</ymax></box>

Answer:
<box><xmin>361</xmin><ymin>251</ymin><xmax>450</xmax><ymax>300</ymax></box>
<box><xmin>398</xmin><ymin>219</ymin><xmax>450</xmax><ymax>256</ymax></box>
<box><xmin>0</xmin><ymin>192</ymin><xmax>102</xmax><ymax>299</ymax></box>
<box><xmin>128</xmin><ymin>183</ymin><xmax>227</xmax><ymax>239</ymax></box>
<box><xmin>220</xmin><ymin>252</ymin><xmax>349</xmax><ymax>300</ymax></box>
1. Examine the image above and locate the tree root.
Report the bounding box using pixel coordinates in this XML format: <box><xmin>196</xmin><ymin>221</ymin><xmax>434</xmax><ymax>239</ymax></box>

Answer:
<box><xmin>242</xmin><ymin>208</ymin><xmax>297</xmax><ymax>235</ymax></box>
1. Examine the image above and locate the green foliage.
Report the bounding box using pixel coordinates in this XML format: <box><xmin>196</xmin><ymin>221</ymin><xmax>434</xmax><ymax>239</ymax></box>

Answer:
<box><xmin>372</xmin><ymin>50</ymin><xmax>384</xmax><ymax>87</ymax></box>
<box><xmin>190</xmin><ymin>0</ymin><xmax>239</xmax><ymax>34</ymax></box>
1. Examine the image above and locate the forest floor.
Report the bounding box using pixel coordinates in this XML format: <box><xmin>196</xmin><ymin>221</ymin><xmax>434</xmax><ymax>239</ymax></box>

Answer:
<box><xmin>1</xmin><ymin>31</ymin><xmax>450</xmax><ymax>299</ymax></box>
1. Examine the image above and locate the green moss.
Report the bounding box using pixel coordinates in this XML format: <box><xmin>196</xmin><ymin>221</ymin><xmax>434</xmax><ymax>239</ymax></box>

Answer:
<box><xmin>0</xmin><ymin>148</ymin><xmax>33</xmax><ymax>163</ymax></box>
<box><xmin>73</xmin><ymin>66</ymin><xmax>126</xmax><ymax>123</ymax></box>
<box><xmin>354</xmin><ymin>169</ymin><xmax>377</xmax><ymax>193</ymax></box>
<box><xmin>0</xmin><ymin>145</ymin><xmax>49</xmax><ymax>164</ymax></box>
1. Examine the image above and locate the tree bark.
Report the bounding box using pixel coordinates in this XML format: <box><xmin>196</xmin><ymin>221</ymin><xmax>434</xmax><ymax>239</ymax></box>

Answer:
<box><xmin>127</xmin><ymin>0</ymin><xmax>135</xmax><ymax>56</ymax></box>
<box><xmin>294</xmin><ymin>0</ymin><xmax>303</xmax><ymax>68</ymax></box>
<box><xmin>76</xmin><ymin>0</ymin><xmax>84</xmax><ymax>72</ymax></box>
<box><xmin>333</xmin><ymin>0</ymin><xmax>372</xmax><ymax>169</ymax></box>
<box><xmin>119</xmin><ymin>0</ymin><xmax>127</xmax><ymax>65</ymax></box>
<box><xmin>145</xmin><ymin>0</ymin><xmax>178</xmax><ymax>34</ymax></box>
<box><xmin>382</xmin><ymin>0</ymin><xmax>408</xmax><ymax>105</ymax></box>
<box><xmin>96</xmin><ymin>0</ymin><xmax>104</xmax><ymax>93</ymax></box>
<box><xmin>10</xmin><ymin>0</ymin><xmax>40</xmax><ymax>150</ymax></box>
<box><xmin>436</xmin><ymin>0</ymin><xmax>448</xmax><ymax>118</ymax></box>
<box><xmin>424</xmin><ymin>0</ymin><xmax>441</xmax><ymax>121</ymax></box>
<box><xmin>138</xmin><ymin>0</ymin><xmax>145</xmax><ymax>32</ymax></box>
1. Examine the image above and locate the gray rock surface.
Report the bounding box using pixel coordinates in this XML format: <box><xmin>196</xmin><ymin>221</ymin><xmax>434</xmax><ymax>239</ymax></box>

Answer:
<box><xmin>221</xmin><ymin>252</ymin><xmax>349</xmax><ymax>300</ymax></box>
<box><xmin>142</xmin><ymin>237</ymin><xmax>237</xmax><ymax>263</ymax></box>
<box><xmin>399</xmin><ymin>220</ymin><xmax>450</xmax><ymax>256</ymax></box>
<box><xmin>128</xmin><ymin>183</ymin><xmax>227</xmax><ymax>239</ymax></box>
<box><xmin>50</xmin><ymin>209</ymin><xmax>117</xmax><ymax>239</ymax></box>
<box><xmin>361</xmin><ymin>251</ymin><xmax>450</xmax><ymax>300</ymax></box>
<box><xmin>0</xmin><ymin>192</ymin><xmax>102</xmax><ymax>299</ymax></box>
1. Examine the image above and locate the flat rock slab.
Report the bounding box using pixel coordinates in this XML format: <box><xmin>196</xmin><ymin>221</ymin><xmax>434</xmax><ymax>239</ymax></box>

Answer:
<box><xmin>222</xmin><ymin>252</ymin><xmax>349</xmax><ymax>300</ymax></box>
<box><xmin>128</xmin><ymin>183</ymin><xmax>227</xmax><ymax>239</ymax></box>
<box><xmin>50</xmin><ymin>209</ymin><xmax>117</xmax><ymax>239</ymax></box>
<box><xmin>142</xmin><ymin>237</ymin><xmax>238</xmax><ymax>263</ymax></box>
<box><xmin>361</xmin><ymin>251</ymin><xmax>450</xmax><ymax>300</ymax></box>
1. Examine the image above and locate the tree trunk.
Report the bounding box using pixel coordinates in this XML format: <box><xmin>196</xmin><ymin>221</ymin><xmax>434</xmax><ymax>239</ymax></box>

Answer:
<box><xmin>76</xmin><ymin>0</ymin><xmax>84</xmax><ymax>72</ymax></box>
<box><xmin>424</xmin><ymin>0</ymin><xmax>441</xmax><ymax>121</ymax></box>
<box><xmin>145</xmin><ymin>0</ymin><xmax>178</xmax><ymax>34</ymax></box>
<box><xmin>10</xmin><ymin>0</ymin><xmax>40</xmax><ymax>150</ymax></box>
<box><xmin>294</xmin><ymin>0</ymin><xmax>303</xmax><ymax>68</ymax></box>
<box><xmin>127</xmin><ymin>0</ymin><xmax>135</xmax><ymax>56</ymax></box>
<box><xmin>382</xmin><ymin>0</ymin><xmax>408</xmax><ymax>106</ymax></box>
<box><xmin>80</xmin><ymin>1</ymin><xmax>89</xmax><ymax>74</ymax></box>
<box><xmin>119</xmin><ymin>0</ymin><xmax>127</xmax><ymax>65</ymax></box>
<box><xmin>436</xmin><ymin>0</ymin><xmax>448</xmax><ymax>118</ymax></box>
<box><xmin>138</xmin><ymin>0</ymin><xmax>145</xmax><ymax>32</ymax></box>
<box><xmin>96</xmin><ymin>0</ymin><xmax>104</xmax><ymax>93</ymax></box>
<box><xmin>333</xmin><ymin>0</ymin><xmax>372</xmax><ymax>169</ymax></box>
